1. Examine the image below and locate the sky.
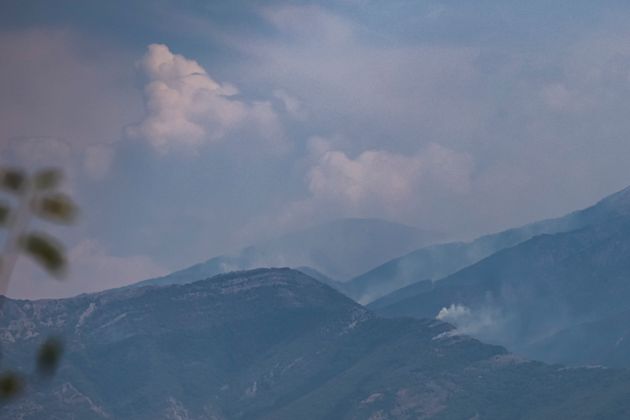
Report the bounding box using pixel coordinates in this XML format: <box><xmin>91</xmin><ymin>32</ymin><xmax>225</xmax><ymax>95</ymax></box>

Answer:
<box><xmin>3</xmin><ymin>0</ymin><xmax>630</xmax><ymax>298</ymax></box>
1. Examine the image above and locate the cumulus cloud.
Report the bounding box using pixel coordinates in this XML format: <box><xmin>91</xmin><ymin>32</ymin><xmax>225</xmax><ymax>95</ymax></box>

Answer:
<box><xmin>229</xmin><ymin>4</ymin><xmax>630</xmax><ymax>237</ymax></box>
<box><xmin>306</xmin><ymin>138</ymin><xmax>474</xmax><ymax>216</ymax></box>
<box><xmin>127</xmin><ymin>44</ymin><xmax>283</xmax><ymax>154</ymax></box>
<box><xmin>250</xmin><ymin>137</ymin><xmax>475</xmax><ymax>239</ymax></box>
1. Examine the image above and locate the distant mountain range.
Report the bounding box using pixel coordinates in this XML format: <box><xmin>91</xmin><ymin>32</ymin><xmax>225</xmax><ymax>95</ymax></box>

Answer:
<box><xmin>4</xmin><ymin>269</ymin><xmax>630</xmax><ymax>419</ymax></box>
<box><xmin>526</xmin><ymin>307</ymin><xmax>630</xmax><ymax>368</ymax></box>
<box><xmin>347</xmin><ymin>185</ymin><xmax>630</xmax><ymax>304</ymax></box>
<box><xmin>133</xmin><ymin>218</ymin><xmax>442</xmax><ymax>289</ymax></box>
<box><xmin>124</xmin><ymin>185</ymin><xmax>630</xmax><ymax>371</ymax></box>
<box><xmin>371</xmin><ymin>187</ymin><xmax>630</xmax><ymax>368</ymax></box>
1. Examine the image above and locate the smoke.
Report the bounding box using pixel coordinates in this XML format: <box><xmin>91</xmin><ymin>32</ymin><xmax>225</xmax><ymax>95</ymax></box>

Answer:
<box><xmin>436</xmin><ymin>303</ymin><xmax>504</xmax><ymax>337</ymax></box>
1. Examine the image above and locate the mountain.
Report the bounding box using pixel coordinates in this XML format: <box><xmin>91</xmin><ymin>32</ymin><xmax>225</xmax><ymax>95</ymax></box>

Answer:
<box><xmin>373</xmin><ymin>214</ymin><xmax>630</xmax><ymax>367</ymax></box>
<box><xmin>367</xmin><ymin>279</ymin><xmax>433</xmax><ymax>312</ymax></box>
<box><xmin>293</xmin><ymin>266</ymin><xmax>346</xmax><ymax>291</ymax></box>
<box><xmin>4</xmin><ymin>269</ymin><xmax>630</xmax><ymax>418</ymax></box>
<box><xmin>347</xmin><ymin>185</ymin><xmax>630</xmax><ymax>304</ymax></box>
<box><xmin>133</xmin><ymin>218</ymin><xmax>442</xmax><ymax>290</ymax></box>
<box><xmin>525</xmin><ymin>308</ymin><xmax>630</xmax><ymax>368</ymax></box>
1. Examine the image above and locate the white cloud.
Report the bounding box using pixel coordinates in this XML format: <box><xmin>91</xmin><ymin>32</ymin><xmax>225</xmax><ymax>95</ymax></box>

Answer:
<box><xmin>127</xmin><ymin>44</ymin><xmax>283</xmax><ymax>154</ymax></box>
<box><xmin>251</xmin><ymin>137</ymin><xmax>475</xmax><ymax>239</ymax></box>
<box><xmin>306</xmin><ymin>138</ymin><xmax>474</xmax><ymax>216</ymax></box>
<box><xmin>225</xmin><ymin>4</ymin><xmax>630</xmax><ymax>237</ymax></box>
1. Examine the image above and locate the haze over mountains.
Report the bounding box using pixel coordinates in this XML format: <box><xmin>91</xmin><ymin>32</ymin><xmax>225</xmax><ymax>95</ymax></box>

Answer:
<box><xmin>372</xmin><ymin>186</ymin><xmax>630</xmax><ymax>368</ymax></box>
<box><xmin>133</xmin><ymin>186</ymin><xmax>630</xmax><ymax>315</ymax></box>
<box><xmin>133</xmin><ymin>218</ymin><xmax>442</xmax><ymax>289</ymax></box>
<box><xmin>7</xmin><ymin>0</ymin><xmax>630</xmax><ymax>418</ymax></box>
<box><xmin>120</xmin><ymin>185</ymin><xmax>630</xmax><ymax>373</ymax></box>
<box><xmin>348</xmin><ymin>185</ymin><xmax>630</xmax><ymax>304</ymax></box>
<box><xmin>4</xmin><ymin>269</ymin><xmax>630</xmax><ymax>419</ymax></box>
<box><xmin>5</xmin><ymin>186</ymin><xmax>630</xmax><ymax>417</ymax></box>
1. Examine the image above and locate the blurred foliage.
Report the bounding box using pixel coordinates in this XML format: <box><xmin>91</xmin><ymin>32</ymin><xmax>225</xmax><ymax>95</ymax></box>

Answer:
<box><xmin>37</xmin><ymin>337</ymin><xmax>64</xmax><ymax>377</ymax></box>
<box><xmin>0</xmin><ymin>168</ymin><xmax>27</xmax><ymax>195</ymax></box>
<box><xmin>0</xmin><ymin>372</ymin><xmax>24</xmax><ymax>399</ymax></box>
<box><xmin>0</xmin><ymin>166</ymin><xmax>78</xmax><ymax>285</ymax></box>
<box><xmin>20</xmin><ymin>233</ymin><xmax>66</xmax><ymax>278</ymax></box>
<box><xmin>0</xmin><ymin>203</ymin><xmax>9</xmax><ymax>226</ymax></box>
<box><xmin>32</xmin><ymin>193</ymin><xmax>77</xmax><ymax>225</ymax></box>
<box><xmin>0</xmin><ymin>166</ymin><xmax>77</xmax><ymax>402</ymax></box>
<box><xmin>33</xmin><ymin>168</ymin><xmax>62</xmax><ymax>191</ymax></box>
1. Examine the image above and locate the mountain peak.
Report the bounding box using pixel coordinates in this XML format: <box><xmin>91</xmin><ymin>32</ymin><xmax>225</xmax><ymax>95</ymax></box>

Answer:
<box><xmin>177</xmin><ymin>267</ymin><xmax>349</xmax><ymax>301</ymax></box>
<box><xmin>130</xmin><ymin>267</ymin><xmax>360</xmax><ymax>307</ymax></box>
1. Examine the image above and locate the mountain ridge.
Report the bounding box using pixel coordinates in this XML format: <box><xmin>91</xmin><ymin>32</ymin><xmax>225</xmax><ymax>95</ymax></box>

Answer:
<box><xmin>131</xmin><ymin>218</ymin><xmax>442</xmax><ymax>291</ymax></box>
<box><xmin>373</xmin><ymin>214</ymin><xmax>630</xmax><ymax>367</ymax></box>
<box><xmin>350</xmin><ymin>184</ymin><xmax>630</xmax><ymax>304</ymax></box>
<box><xmin>4</xmin><ymin>268</ymin><xmax>630</xmax><ymax>418</ymax></box>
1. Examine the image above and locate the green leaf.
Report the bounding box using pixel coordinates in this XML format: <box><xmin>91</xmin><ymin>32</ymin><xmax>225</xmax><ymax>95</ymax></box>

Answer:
<box><xmin>19</xmin><ymin>232</ymin><xmax>66</xmax><ymax>278</ymax></box>
<box><xmin>0</xmin><ymin>372</ymin><xmax>24</xmax><ymax>399</ymax></box>
<box><xmin>32</xmin><ymin>193</ymin><xmax>78</xmax><ymax>224</ymax></box>
<box><xmin>0</xmin><ymin>168</ymin><xmax>27</xmax><ymax>195</ymax></box>
<box><xmin>34</xmin><ymin>168</ymin><xmax>62</xmax><ymax>191</ymax></box>
<box><xmin>0</xmin><ymin>203</ymin><xmax>10</xmax><ymax>226</ymax></box>
<box><xmin>37</xmin><ymin>336</ymin><xmax>64</xmax><ymax>377</ymax></box>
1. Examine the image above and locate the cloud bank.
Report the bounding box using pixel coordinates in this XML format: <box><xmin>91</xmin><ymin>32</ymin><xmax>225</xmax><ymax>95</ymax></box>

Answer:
<box><xmin>303</xmin><ymin>138</ymin><xmax>474</xmax><ymax>220</ymax></box>
<box><xmin>127</xmin><ymin>44</ymin><xmax>283</xmax><ymax>154</ymax></box>
<box><xmin>6</xmin><ymin>2</ymin><xmax>630</xmax><ymax>297</ymax></box>
<box><xmin>309</xmin><ymin>140</ymin><xmax>472</xmax><ymax>205</ymax></box>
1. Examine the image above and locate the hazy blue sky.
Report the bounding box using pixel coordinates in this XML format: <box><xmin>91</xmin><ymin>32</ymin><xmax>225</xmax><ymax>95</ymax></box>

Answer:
<box><xmin>3</xmin><ymin>0</ymin><xmax>630</xmax><ymax>297</ymax></box>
